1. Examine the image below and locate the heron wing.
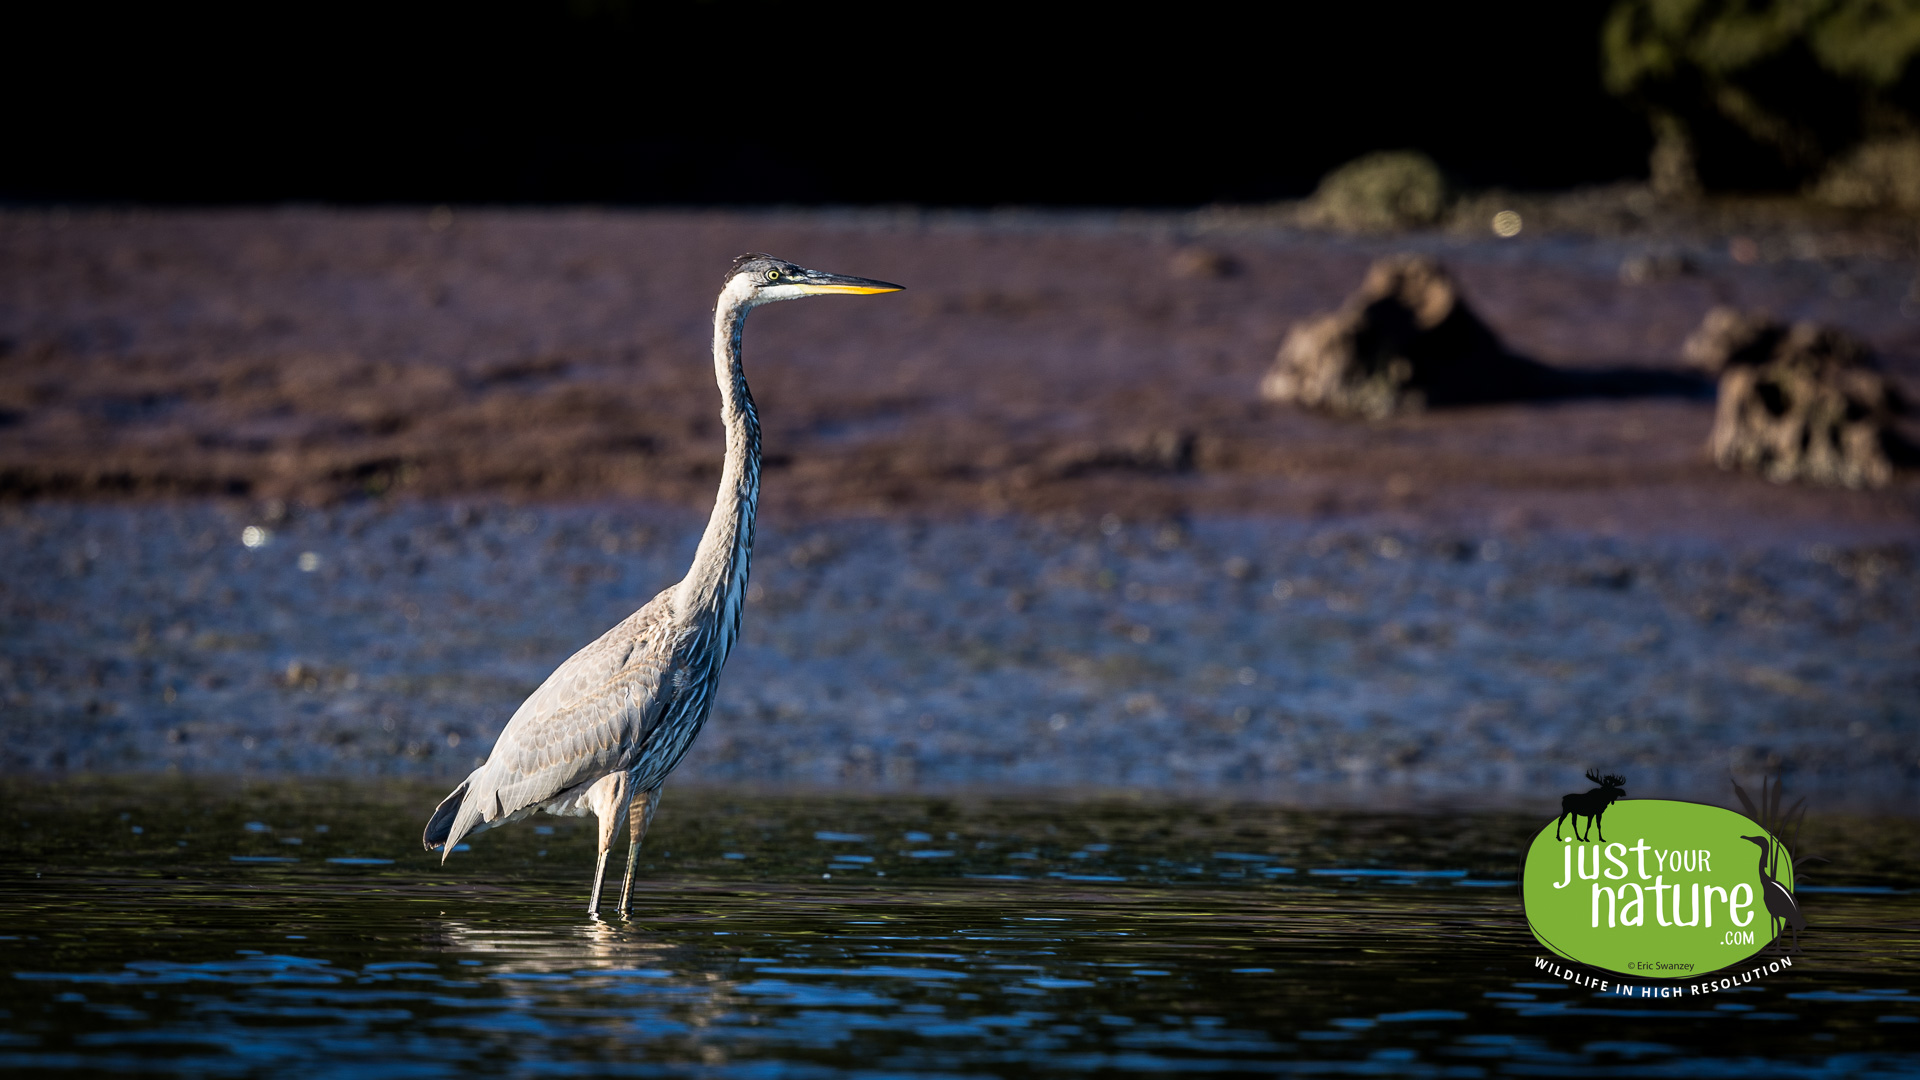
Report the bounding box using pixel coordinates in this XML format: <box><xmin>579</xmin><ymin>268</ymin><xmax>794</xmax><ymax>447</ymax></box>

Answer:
<box><xmin>442</xmin><ymin>587</ymin><xmax>682</xmax><ymax>849</ymax></box>
<box><xmin>1762</xmin><ymin>879</ymin><xmax>1808</xmax><ymax>928</ymax></box>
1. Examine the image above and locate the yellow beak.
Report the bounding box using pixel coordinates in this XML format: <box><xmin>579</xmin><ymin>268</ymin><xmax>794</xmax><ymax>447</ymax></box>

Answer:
<box><xmin>790</xmin><ymin>270</ymin><xmax>905</xmax><ymax>295</ymax></box>
<box><xmin>795</xmin><ymin>283</ymin><xmax>901</xmax><ymax>295</ymax></box>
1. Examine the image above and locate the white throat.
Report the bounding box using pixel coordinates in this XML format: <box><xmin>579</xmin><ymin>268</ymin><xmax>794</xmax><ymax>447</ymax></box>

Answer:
<box><xmin>670</xmin><ymin>275</ymin><xmax>765</xmax><ymax>625</ymax></box>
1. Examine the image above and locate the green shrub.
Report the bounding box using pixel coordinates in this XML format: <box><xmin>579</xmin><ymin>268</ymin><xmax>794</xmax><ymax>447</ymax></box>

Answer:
<box><xmin>1305</xmin><ymin>151</ymin><xmax>1450</xmax><ymax>231</ymax></box>
<box><xmin>1603</xmin><ymin>0</ymin><xmax>1920</xmax><ymax>197</ymax></box>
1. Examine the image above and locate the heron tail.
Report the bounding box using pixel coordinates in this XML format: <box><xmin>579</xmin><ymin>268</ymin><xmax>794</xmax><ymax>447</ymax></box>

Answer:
<box><xmin>423</xmin><ymin>773</ymin><xmax>478</xmax><ymax>859</ymax></box>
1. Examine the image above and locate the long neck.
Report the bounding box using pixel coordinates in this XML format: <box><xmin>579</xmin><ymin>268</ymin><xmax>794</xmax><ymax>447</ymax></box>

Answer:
<box><xmin>673</xmin><ymin>284</ymin><xmax>761</xmax><ymax>649</ymax></box>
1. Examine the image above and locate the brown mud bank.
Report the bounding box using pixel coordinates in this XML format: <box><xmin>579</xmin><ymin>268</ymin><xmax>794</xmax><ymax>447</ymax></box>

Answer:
<box><xmin>2</xmin><ymin>206</ymin><xmax>1918</xmax><ymax>540</ymax></box>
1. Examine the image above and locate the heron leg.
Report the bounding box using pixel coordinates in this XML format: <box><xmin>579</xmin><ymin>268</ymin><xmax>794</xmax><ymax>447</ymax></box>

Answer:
<box><xmin>617</xmin><ymin>785</ymin><xmax>662</xmax><ymax>918</ymax></box>
<box><xmin>584</xmin><ymin>772</ymin><xmax>631</xmax><ymax>918</ymax></box>
<box><xmin>588</xmin><ymin>849</ymin><xmax>610</xmax><ymax>918</ymax></box>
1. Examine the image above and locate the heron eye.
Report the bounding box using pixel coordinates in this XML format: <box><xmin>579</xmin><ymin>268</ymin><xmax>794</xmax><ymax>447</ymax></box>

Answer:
<box><xmin>766</xmin><ymin>269</ymin><xmax>780</xmax><ymax>282</ymax></box>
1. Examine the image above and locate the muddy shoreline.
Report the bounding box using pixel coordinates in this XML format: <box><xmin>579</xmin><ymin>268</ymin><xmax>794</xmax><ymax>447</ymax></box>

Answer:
<box><xmin>2</xmin><ymin>208</ymin><xmax>1916</xmax><ymax>803</ymax></box>
<box><xmin>4</xmin><ymin>500</ymin><xmax>1912</xmax><ymax>805</ymax></box>
<box><xmin>3</xmin><ymin>206</ymin><xmax>1917</xmax><ymax>536</ymax></box>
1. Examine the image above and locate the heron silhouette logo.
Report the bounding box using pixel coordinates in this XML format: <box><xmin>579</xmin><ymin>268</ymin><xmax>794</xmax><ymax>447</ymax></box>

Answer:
<box><xmin>1520</xmin><ymin>773</ymin><xmax>1811</xmax><ymax>983</ymax></box>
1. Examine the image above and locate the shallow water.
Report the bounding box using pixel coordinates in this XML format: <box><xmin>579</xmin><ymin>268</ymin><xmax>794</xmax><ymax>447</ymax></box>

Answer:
<box><xmin>3</xmin><ymin>780</ymin><xmax>1919</xmax><ymax>1077</ymax></box>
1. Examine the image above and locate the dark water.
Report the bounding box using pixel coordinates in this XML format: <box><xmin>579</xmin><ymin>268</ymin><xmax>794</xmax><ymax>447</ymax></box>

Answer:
<box><xmin>3</xmin><ymin>780</ymin><xmax>1918</xmax><ymax>1077</ymax></box>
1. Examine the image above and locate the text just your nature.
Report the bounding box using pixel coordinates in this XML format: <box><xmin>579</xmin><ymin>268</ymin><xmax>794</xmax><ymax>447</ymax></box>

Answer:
<box><xmin>1553</xmin><ymin>837</ymin><xmax>1756</xmax><ymax>931</ymax></box>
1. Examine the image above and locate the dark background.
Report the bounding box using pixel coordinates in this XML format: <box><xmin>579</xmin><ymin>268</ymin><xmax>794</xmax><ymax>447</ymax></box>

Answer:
<box><xmin>5</xmin><ymin>1</ymin><xmax>1651</xmax><ymax>207</ymax></box>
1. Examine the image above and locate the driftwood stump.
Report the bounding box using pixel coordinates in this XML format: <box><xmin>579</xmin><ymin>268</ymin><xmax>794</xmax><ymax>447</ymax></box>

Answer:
<box><xmin>1260</xmin><ymin>254</ymin><xmax>1549</xmax><ymax>419</ymax></box>
<box><xmin>1689</xmin><ymin>307</ymin><xmax>1903</xmax><ymax>489</ymax></box>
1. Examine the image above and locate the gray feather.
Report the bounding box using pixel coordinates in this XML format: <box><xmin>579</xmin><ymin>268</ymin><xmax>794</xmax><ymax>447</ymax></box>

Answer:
<box><xmin>433</xmin><ymin>589</ymin><xmax>679</xmax><ymax>856</ymax></box>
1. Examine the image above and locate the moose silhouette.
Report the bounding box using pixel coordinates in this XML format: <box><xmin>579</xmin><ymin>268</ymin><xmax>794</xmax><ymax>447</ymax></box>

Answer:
<box><xmin>1555</xmin><ymin>769</ymin><xmax>1627</xmax><ymax>843</ymax></box>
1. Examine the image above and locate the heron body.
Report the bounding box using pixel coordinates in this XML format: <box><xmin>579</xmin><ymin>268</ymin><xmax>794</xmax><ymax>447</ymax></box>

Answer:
<box><xmin>423</xmin><ymin>255</ymin><xmax>902</xmax><ymax>915</ymax></box>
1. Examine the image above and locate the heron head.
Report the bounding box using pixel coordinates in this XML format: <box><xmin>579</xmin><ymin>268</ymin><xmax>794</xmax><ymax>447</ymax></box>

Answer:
<box><xmin>1740</xmin><ymin>834</ymin><xmax>1770</xmax><ymax>849</ymax></box>
<box><xmin>725</xmin><ymin>253</ymin><xmax>903</xmax><ymax>306</ymax></box>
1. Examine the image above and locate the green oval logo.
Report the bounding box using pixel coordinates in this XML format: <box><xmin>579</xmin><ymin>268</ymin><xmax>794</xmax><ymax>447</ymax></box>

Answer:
<box><xmin>1522</xmin><ymin>799</ymin><xmax>1795</xmax><ymax>979</ymax></box>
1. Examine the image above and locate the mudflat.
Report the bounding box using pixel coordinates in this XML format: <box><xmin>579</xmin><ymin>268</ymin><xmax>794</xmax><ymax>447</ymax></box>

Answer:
<box><xmin>1</xmin><ymin>208</ymin><xmax>1916</xmax><ymax>802</ymax></box>
<box><xmin>2</xmin><ymin>206</ymin><xmax>1916</xmax><ymax>537</ymax></box>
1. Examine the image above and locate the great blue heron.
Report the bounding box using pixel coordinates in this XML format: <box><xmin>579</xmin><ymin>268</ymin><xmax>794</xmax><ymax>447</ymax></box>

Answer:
<box><xmin>1741</xmin><ymin>834</ymin><xmax>1807</xmax><ymax>951</ymax></box>
<box><xmin>423</xmin><ymin>254</ymin><xmax>902</xmax><ymax>916</ymax></box>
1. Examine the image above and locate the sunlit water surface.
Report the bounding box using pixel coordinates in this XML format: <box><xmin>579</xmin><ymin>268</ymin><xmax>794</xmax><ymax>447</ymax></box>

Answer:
<box><xmin>2</xmin><ymin>780</ymin><xmax>1917</xmax><ymax>1078</ymax></box>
